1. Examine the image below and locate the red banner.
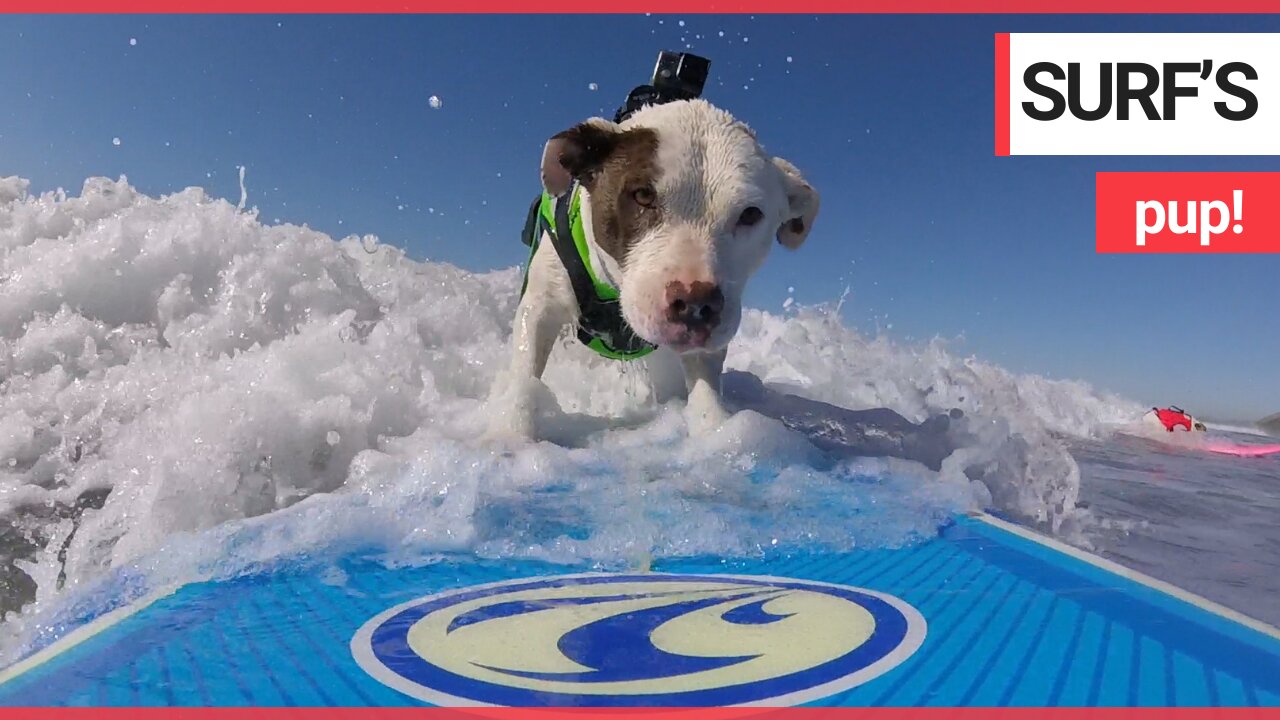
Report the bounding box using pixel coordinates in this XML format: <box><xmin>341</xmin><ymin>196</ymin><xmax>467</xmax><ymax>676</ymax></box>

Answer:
<box><xmin>1097</xmin><ymin>172</ymin><xmax>1280</xmax><ymax>253</ymax></box>
<box><xmin>995</xmin><ymin>33</ymin><xmax>1010</xmax><ymax>157</ymax></box>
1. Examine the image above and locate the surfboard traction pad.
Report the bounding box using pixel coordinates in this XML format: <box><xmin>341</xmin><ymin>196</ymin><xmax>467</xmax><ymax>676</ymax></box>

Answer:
<box><xmin>1</xmin><ymin>514</ymin><xmax>1278</xmax><ymax>708</ymax></box>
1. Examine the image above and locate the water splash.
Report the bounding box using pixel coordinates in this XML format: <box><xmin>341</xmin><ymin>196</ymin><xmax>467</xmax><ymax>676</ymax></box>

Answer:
<box><xmin>0</xmin><ymin>175</ymin><xmax>1142</xmax><ymax>663</ymax></box>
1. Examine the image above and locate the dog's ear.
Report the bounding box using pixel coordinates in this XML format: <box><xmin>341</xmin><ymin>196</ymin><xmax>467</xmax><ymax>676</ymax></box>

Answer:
<box><xmin>540</xmin><ymin>118</ymin><xmax>620</xmax><ymax>195</ymax></box>
<box><xmin>772</xmin><ymin>157</ymin><xmax>820</xmax><ymax>250</ymax></box>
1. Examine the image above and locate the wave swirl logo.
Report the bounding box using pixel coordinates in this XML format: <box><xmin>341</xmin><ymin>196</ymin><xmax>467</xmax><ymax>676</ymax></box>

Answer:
<box><xmin>351</xmin><ymin>573</ymin><xmax>926</xmax><ymax>707</ymax></box>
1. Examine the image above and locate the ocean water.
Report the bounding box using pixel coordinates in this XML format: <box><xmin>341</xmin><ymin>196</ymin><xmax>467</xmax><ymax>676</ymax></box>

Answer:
<box><xmin>1072</xmin><ymin>424</ymin><xmax>1280</xmax><ymax>627</ymax></box>
<box><xmin>0</xmin><ymin>175</ymin><xmax>1276</xmax><ymax>667</ymax></box>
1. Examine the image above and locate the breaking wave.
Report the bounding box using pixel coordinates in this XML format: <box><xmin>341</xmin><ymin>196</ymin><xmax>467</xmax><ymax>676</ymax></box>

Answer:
<box><xmin>0</xmin><ymin>175</ymin><xmax>1142</xmax><ymax>663</ymax></box>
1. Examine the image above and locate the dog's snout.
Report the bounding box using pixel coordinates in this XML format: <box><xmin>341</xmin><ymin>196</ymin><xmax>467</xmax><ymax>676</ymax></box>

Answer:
<box><xmin>665</xmin><ymin>281</ymin><xmax>724</xmax><ymax>330</ymax></box>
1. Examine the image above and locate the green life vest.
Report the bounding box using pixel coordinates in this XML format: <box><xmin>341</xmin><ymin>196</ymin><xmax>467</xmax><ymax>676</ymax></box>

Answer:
<box><xmin>519</xmin><ymin>184</ymin><xmax>657</xmax><ymax>361</ymax></box>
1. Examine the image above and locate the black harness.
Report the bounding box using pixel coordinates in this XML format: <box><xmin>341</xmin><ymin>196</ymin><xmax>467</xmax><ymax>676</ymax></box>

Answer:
<box><xmin>520</xmin><ymin>188</ymin><xmax>657</xmax><ymax>360</ymax></box>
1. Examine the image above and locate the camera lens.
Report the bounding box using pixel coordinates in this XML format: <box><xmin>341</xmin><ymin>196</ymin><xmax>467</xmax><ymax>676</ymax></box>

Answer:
<box><xmin>618</xmin><ymin>50</ymin><xmax>712</xmax><ymax>123</ymax></box>
<box><xmin>650</xmin><ymin>51</ymin><xmax>709</xmax><ymax>101</ymax></box>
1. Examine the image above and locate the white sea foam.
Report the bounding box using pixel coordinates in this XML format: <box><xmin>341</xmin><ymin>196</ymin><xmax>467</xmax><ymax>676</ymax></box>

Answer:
<box><xmin>0</xmin><ymin>175</ymin><xmax>1143</xmax><ymax>663</ymax></box>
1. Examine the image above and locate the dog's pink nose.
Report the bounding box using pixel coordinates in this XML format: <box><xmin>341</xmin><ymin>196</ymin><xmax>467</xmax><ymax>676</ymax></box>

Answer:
<box><xmin>665</xmin><ymin>281</ymin><xmax>724</xmax><ymax>333</ymax></box>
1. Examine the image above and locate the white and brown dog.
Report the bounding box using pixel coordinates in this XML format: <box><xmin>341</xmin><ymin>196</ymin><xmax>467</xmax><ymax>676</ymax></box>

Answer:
<box><xmin>488</xmin><ymin>98</ymin><xmax>820</xmax><ymax>441</ymax></box>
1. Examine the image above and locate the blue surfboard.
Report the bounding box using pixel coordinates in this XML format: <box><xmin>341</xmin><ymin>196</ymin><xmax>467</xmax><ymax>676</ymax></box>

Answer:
<box><xmin>1</xmin><ymin>512</ymin><xmax>1278</xmax><ymax>707</ymax></box>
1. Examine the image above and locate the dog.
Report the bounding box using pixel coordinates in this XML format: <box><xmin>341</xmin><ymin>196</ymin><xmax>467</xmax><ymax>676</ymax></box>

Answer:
<box><xmin>487</xmin><ymin>98</ymin><xmax>820</xmax><ymax>441</ymax></box>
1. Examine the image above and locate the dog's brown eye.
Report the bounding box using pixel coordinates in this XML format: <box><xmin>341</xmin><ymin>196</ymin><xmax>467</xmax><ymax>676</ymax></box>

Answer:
<box><xmin>632</xmin><ymin>187</ymin><xmax>656</xmax><ymax>207</ymax></box>
<box><xmin>738</xmin><ymin>206</ymin><xmax>764</xmax><ymax>227</ymax></box>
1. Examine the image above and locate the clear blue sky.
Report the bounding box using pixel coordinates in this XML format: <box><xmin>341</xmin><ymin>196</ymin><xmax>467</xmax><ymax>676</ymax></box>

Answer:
<box><xmin>2</xmin><ymin>14</ymin><xmax>1278</xmax><ymax>421</ymax></box>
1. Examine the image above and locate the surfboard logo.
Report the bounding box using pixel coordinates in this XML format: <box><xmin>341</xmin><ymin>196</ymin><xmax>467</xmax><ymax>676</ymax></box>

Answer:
<box><xmin>350</xmin><ymin>573</ymin><xmax>926</xmax><ymax>706</ymax></box>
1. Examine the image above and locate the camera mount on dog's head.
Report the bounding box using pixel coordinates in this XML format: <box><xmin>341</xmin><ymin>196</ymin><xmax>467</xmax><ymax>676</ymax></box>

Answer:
<box><xmin>613</xmin><ymin>50</ymin><xmax>711</xmax><ymax>124</ymax></box>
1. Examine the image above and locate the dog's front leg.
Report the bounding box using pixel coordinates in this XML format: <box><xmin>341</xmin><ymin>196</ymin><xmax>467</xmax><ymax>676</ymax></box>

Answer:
<box><xmin>681</xmin><ymin>348</ymin><xmax>731</xmax><ymax>436</ymax></box>
<box><xmin>487</xmin><ymin>292</ymin><xmax>566</xmax><ymax>442</ymax></box>
<box><xmin>511</xmin><ymin>295</ymin><xmax>561</xmax><ymax>382</ymax></box>
<box><xmin>485</xmin><ymin>228</ymin><xmax>579</xmax><ymax>443</ymax></box>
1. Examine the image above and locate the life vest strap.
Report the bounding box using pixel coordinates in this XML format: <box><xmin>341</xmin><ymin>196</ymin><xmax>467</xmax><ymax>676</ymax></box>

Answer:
<box><xmin>547</xmin><ymin>189</ymin><xmax>603</xmax><ymax>334</ymax></box>
<box><xmin>525</xmin><ymin>187</ymin><xmax>657</xmax><ymax>360</ymax></box>
<box><xmin>520</xmin><ymin>196</ymin><xmax>541</xmax><ymax>248</ymax></box>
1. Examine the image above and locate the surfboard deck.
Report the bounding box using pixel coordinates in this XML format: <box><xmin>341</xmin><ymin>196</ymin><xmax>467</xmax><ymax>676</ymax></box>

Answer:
<box><xmin>1</xmin><ymin>513</ymin><xmax>1278</xmax><ymax>707</ymax></box>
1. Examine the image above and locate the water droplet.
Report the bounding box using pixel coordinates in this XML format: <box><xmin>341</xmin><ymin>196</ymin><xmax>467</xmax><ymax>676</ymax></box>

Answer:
<box><xmin>112</xmin><ymin>137</ymin><xmax>122</xmax><ymax>146</ymax></box>
<box><xmin>326</xmin><ymin>431</ymin><xmax>340</xmax><ymax>446</ymax></box>
<box><xmin>587</xmin><ymin>82</ymin><xmax>598</xmax><ymax>91</ymax></box>
<box><xmin>129</xmin><ymin>37</ymin><xmax>137</xmax><ymax>46</ymax></box>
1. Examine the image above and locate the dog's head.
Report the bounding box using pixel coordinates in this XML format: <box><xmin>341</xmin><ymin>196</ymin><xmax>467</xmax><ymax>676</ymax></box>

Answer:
<box><xmin>539</xmin><ymin>99</ymin><xmax>820</xmax><ymax>354</ymax></box>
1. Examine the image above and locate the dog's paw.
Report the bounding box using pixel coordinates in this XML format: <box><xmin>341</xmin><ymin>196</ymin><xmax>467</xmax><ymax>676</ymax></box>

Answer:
<box><xmin>685</xmin><ymin>380</ymin><xmax>732</xmax><ymax>437</ymax></box>
<box><xmin>482</xmin><ymin>397</ymin><xmax>537</xmax><ymax>445</ymax></box>
<box><xmin>481</xmin><ymin>374</ymin><xmax>560</xmax><ymax>445</ymax></box>
<box><xmin>478</xmin><ymin>426</ymin><xmax>530</xmax><ymax>458</ymax></box>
